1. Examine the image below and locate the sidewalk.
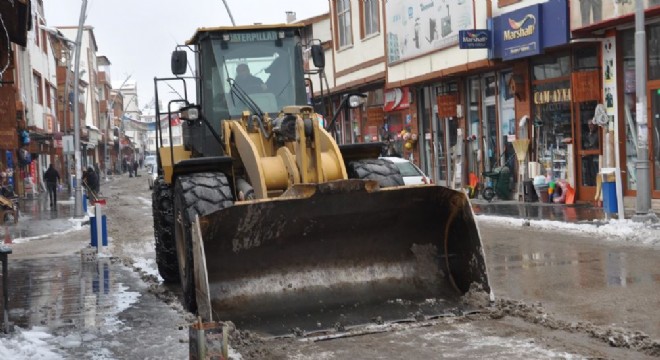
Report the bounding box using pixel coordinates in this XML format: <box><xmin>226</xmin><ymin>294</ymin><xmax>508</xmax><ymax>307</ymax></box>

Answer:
<box><xmin>471</xmin><ymin>196</ymin><xmax>660</xmax><ymax>223</ymax></box>
<box><xmin>2</xmin><ymin>175</ymin><xmax>118</xmax><ymax>241</ymax></box>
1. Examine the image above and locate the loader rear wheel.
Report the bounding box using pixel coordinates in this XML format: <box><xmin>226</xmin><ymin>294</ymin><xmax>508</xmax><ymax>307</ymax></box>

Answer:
<box><xmin>153</xmin><ymin>177</ymin><xmax>178</xmax><ymax>283</ymax></box>
<box><xmin>347</xmin><ymin>159</ymin><xmax>404</xmax><ymax>187</ymax></box>
<box><xmin>173</xmin><ymin>172</ymin><xmax>234</xmax><ymax>313</ymax></box>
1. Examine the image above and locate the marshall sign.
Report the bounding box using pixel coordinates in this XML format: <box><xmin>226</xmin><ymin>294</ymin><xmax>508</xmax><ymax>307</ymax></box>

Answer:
<box><xmin>458</xmin><ymin>29</ymin><xmax>491</xmax><ymax>49</ymax></box>
<box><xmin>500</xmin><ymin>4</ymin><xmax>542</xmax><ymax>60</ymax></box>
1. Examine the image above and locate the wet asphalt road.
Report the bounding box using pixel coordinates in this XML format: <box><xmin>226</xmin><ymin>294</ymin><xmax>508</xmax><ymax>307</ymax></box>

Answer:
<box><xmin>480</xmin><ymin>220</ymin><xmax>660</xmax><ymax>340</ymax></box>
<box><xmin>1</xmin><ymin>180</ymin><xmax>191</xmax><ymax>359</ymax></box>
<box><xmin>5</xmin><ymin>256</ymin><xmax>189</xmax><ymax>359</ymax></box>
<box><xmin>0</xmin><ymin>179</ymin><xmax>659</xmax><ymax>359</ymax></box>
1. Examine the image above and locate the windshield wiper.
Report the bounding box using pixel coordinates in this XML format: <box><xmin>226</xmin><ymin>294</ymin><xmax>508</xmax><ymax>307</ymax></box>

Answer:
<box><xmin>223</xmin><ymin>60</ymin><xmax>271</xmax><ymax>138</ymax></box>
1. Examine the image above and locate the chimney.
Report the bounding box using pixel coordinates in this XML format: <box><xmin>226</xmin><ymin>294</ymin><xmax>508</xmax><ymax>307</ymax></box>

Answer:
<box><xmin>286</xmin><ymin>11</ymin><xmax>296</xmax><ymax>24</ymax></box>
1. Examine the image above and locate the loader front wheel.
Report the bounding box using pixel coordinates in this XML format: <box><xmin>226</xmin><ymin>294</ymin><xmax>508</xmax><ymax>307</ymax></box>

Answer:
<box><xmin>173</xmin><ymin>172</ymin><xmax>234</xmax><ymax>313</ymax></box>
<box><xmin>152</xmin><ymin>177</ymin><xmax>178</xmax><ymax>283</ymax></box>
<box><xmin>347</xmin><ymin>159</ymin><xmax>404</xmax><ymax>187</ymax></box>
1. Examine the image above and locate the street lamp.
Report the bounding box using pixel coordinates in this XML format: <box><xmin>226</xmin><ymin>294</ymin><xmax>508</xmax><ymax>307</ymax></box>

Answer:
<box><xmin>71</xmin><ymin>0</ymin><xmax>88</xmax><ymax>218</ymax></box>
<box><xmin>633</xmin><ymin>0</ymin><xmax>658</xmax><ymax>222</ymax></box>
<box><xmin>43</xmin><ymin>26</ymin><xmax>75</xmax><ymax>193</ymax></box>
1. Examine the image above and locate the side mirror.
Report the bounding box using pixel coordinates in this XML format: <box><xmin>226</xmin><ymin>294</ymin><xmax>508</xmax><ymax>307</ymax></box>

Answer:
<box><xmin>311</xmin><ymin>44</ymin><xmax>325</xmax><ymax>69</ymax></box>
<box><xmin>171</xmin><ymin>50</ymin><xmax>187</xmax><ymax>75</ymax></box>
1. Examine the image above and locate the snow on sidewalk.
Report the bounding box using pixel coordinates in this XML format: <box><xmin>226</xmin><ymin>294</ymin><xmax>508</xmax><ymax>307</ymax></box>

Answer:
<box><xmin>477</xmin><ymin>215</ymin><xmax>660</xmax><ymax>248</ymax></box>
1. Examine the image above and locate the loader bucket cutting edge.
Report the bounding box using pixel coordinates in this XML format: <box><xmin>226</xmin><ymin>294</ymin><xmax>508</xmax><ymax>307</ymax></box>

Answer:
<box><xmin>196</xmin><ymin>181</ymin><xmax>489</xmax><ymax>334</ymax></box>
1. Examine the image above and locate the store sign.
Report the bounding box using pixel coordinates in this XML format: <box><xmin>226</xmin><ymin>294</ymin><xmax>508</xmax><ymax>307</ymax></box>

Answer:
<box><xmin>492</xmin><ymin>0</ymin><xmax>568</xmax><ymax>61</ymax></box>
<box><xmin>533</xmin><ymin>88</ymin><xmax>571</xmax><ymax>105</ymax></box>
<box><xmin>458</xmin><ymin>29</ymin><xmax>491</xmax><ymax>49</ymax></box>
<box><xmin>383</xmin><ymin>87</ymin><xmax>410</xmax><ymax>112</ymax></box>
<box><xmin>501</xmin><ymin>4</ymin><xmax>542</xmax><ymax>60</ymax></box>
<box><xmin>436</xmin><ymin>94</ymin><xmax>457</xmax><ymax>118</ymax></box>
<box><xmin>602</xmin><ymin>37</ymin><xmax>618</xmax><ymax>117</ymax></box>
<box><xmin>570</xmin><ymin>0</ymin><xmax>660</xmax><ymax>31</ymax></box>
<box><xmin>385</xmin><ymin>0</ymin><xmax>475</xmax><ymax>63</ymax></box>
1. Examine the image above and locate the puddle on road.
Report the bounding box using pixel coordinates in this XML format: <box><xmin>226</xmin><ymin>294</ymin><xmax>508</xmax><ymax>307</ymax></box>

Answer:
<box><xmin>494</xmin><ymin>249</ymin><xmax>659</xmax><ymax>289</ymax></box>
<box><xmin>472</xmin><ymin>203</ymin><xmax>606</xmax><ymax>222</ymax></box>
<box><xmin>1</xmin><ymin>197</ymin><xmax>79</xmax><ymax>241</ymax></box>
<box><xmin>0</xmin><ymin>256</ymin><xmax>139</xmax><ymax>332</ymax></box>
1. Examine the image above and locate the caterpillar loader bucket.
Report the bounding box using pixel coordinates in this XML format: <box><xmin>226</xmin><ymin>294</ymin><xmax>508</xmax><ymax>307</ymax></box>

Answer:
<box><xmin>192</xmin><ymin>180</ymin><xmax>490</xmax><ymax>336</ymax></box>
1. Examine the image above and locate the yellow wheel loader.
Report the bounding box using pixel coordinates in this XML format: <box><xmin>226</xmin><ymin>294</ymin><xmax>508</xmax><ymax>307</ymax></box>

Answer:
<box><xmin>152</xmin><ymin>24</ymin><xmax>490</xmax><ymax>335</ymax></box>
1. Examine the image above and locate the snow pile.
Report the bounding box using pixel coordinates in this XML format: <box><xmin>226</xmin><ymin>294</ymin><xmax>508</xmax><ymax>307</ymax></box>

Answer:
<box><xmin>477</xmin><ymin>215</ymin><xmax>660</xmax><ymax>247</ymax></box>
<box><xmin>0</xmin><ymin>327</ymin><xmax>64</xmax><ymax>359</ymax></box>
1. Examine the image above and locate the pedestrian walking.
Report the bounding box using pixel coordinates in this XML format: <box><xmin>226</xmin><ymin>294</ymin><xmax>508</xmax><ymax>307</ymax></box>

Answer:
<box><xmin>85</xmin><ymin>166</ymin><xmax>98</xmax><ymax>199</ymax></box>
<box><xmin>43</xmin><ymin>164</ymin><xmax>60</xmax><ymax>208</ymax></box>
<box><xmin>133</xmin><ymin>160</ymin><xmax>139</xmax><ymax>177</ymax></box>
<box><xmin>93</xmin><ymin>163</ymin><xmax>101</xmax><ymax>193</ymax></box>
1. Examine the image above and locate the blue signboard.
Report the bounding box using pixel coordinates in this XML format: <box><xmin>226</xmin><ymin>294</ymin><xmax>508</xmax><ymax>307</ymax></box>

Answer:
<box><xmin>458</xmin><ymin>29</ymin><xmax>491</xmax><ymax>49</ymax></box>
<box><xmin>491</xmin><ymin>0</ymin><xmax>569</xmax><ymax>61</ymax></box>
<box><xmin>500</xmin><ymin>4</ymin><xmax>542</xmax><ymax>60</ymax></box>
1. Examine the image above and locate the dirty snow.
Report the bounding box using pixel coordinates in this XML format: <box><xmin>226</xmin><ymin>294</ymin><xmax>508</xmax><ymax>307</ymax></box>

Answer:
<box><xmin>0</xmin><ymin>327</ymin><xmax>64</xmax><ymax>359</ymax></box>
<box><xmin>477</xmin><ymin>215</ymin><xmax>660</xmax><ymax>248</ymax></box>
<box><xmin>11</xmin><ymin>217</ymin><xmax>89</xmax><ymax>244</ymax></box>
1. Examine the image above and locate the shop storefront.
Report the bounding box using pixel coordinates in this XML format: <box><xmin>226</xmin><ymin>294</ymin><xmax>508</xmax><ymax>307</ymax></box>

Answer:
<box><xmin>492</xmin><ymin>0</ymin><xmax>592</xmax><ymax>201</ymax></box>
<box><xmin>619</xmin><ymin>25</ymin><xmax>660</xmax><ymax>198</ymax></box>
<box><xmin>383</xmin><ymin>87</ymin><xmax>413</xmax><ymax>157</ymax></box>
<box><xmin>570</xmin><ymin>0</ymin><xmax>660</xmax><ymax>199</ymax></box>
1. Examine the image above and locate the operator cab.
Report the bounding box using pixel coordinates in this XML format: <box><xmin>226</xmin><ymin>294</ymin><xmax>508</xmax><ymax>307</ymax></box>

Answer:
<box><xmin>188</xmin><ymin>25</ymin><xmax>308</xmax><ymax>119</ymax></box>
<box><xmin>171</xmin><ymin>25</ymin><xmax>310</xmax><ymax>157</ymax></box>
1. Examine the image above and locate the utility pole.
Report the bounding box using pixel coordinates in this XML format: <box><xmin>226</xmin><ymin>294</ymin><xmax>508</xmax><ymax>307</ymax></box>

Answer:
<box><xmin>63</xmin><ymin>43</ymin><xmax>73</xmax><ymax>195</ymax></box>
<box><xmin>220</xmin><ymin>0</ymin><xmax>236</xmax><ymax>26</ymax></box>
<box><xmin>72</xmin><ymin>0</ymin><xmax>88</xmax><ymax>218</ymax></box>
<box><xmin>633</xmin><ymin>0</ymin><xmax>658</xmax><ymax>222</ymax></box>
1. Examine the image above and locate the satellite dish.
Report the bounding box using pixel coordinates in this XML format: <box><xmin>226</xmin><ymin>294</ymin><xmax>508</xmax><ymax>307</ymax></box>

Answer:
<box><xmin>593</xmin><ymin>104</ymin><xmax>609</xmax><ymax>126</ymax></box>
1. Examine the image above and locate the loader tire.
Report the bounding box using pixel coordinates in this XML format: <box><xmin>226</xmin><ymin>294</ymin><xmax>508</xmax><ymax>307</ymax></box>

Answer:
<box><xmin>174</xmin><ymin>172</ymin><xmax>234</xmax><ymax>313</ymax></box>
<box><xmin>153</xmin><ymin>177</ymin><xmax>178</xmax><ymax>283</ymax></box>
<box><xmin>347</xmin><ymin>159</ymin><xmax>404</xmax><ymax>187</ymax></box>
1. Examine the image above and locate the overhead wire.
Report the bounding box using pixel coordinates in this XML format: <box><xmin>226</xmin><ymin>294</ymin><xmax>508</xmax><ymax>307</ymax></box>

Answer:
<box><xmin>0</xmin><ymin>5</ymin><xmax>12</xmax><ymax>79</ymax></box>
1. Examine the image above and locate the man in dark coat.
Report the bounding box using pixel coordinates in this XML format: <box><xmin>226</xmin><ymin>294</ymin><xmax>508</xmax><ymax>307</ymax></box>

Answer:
<box><xmin>85</xmin><ymin>166</ymin><xmax>98</xmax><ymax>196</ymax></box>
<box><xmin>132</xmin><ymin>160</ymin><xmax>139</xmax><ymax>177</ymax></box>
<box><xmin>43</xmin><ymin>164</ymin><xmax>60</xmax><ymax>207</ymax></box>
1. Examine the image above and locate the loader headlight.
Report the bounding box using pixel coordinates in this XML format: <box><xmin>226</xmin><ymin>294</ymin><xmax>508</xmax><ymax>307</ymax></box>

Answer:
<box><xmin>347</xmin><ymin>93</ymin><xmax>367</xmax><ymax>108</ymax></box>
<box><xmin>180</xmin><ymin>106</ymin><xmax>200</xmax><ymax>121</ymax></box>
<box><xmin>348</xmin><ymin>95</ymin><xmax>363</xmax><ymax>108</ymax></box>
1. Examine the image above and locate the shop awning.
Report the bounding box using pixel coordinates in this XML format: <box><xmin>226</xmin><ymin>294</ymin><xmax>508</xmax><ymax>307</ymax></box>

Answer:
<box><xmin>383</xmin><ymin>87</ymin><xmax>410</xmax><ymax>112</ymax></box>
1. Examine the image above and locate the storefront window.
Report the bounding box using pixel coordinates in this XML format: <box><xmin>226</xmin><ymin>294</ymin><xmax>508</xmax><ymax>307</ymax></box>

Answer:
<box><xmin>467</xmin><ymin>78</ymin><xmax>480</xmax><ymax>177</ymax></box>
<box><xmin>483</xmin><ymin>75</ymin><xmax>498</xmax><ymax>172</ymax></box>
<box><xmin>434</xmin><ymin>83</ymin><xmax>458</xmax><ymax>187</ymax></box>
<box><xmin>533</xmin><ymin>80</ymin><xmax>572</xmax><ymax>181</ymax></box>
<box><xmin>649</xmin><ymin>24</ymin><xmax>660</xmax><ymax>80</ymax></box>
<box><xmin>532</xmin><ymin>55</ymin><xmax>571</xmax><ymax>81</ymax></box>
<box><xmin>579</xmin><ymin>100</ymin><xmax>600</xmax><ymax>186</ymax></box>
<box><xmin>499</xmin><ymin>71</ymin><xmax>516</xmax><ymax>173</ymax></box>
<box><xmin>573</xmin><ymin>47</ymin><xmax>598</xmax><ymax>70</ymax></box>
<box><xmin>622</xmin><ymin>29</ymin><xmax>638</xmax><ymax>190</ymax></box>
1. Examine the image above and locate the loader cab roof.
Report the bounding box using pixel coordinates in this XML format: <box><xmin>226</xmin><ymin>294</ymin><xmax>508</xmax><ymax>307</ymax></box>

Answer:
<box><xmin>186</xmin><ymin>23</ymin><xmax>305</xmax><ymax>45</ymax></box>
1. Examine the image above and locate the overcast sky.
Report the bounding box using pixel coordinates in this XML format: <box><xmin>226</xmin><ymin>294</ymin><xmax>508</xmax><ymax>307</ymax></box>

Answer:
<box><xmin>43</xmin><ymin>0</ymin><xmax>329</xmax><ymax>113</ymax></box>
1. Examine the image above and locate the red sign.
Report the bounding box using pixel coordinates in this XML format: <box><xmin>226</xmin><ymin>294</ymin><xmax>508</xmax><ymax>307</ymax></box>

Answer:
<box><xmin>30</xmin><ymin>161</ymin><xmax>37</xmax><ymax>181</ymax></box>
<box><xmin>383</xmin><ymin>87</ymin><xmax>410</xmax><ymax>112</ymax></box>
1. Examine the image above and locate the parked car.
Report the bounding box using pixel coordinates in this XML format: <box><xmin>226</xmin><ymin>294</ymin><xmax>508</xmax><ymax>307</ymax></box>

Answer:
<box><xmin>144</xmin><ymin>155</ymin><xmax>157</xmax><ymax>169</ymax></box>
<box><xmin>379</xmin><ymin>157</ymin><xmax>432</xmax><ymax>185</ymax></box>
<box><xmin>147</xmin><ymin>162</ymin><xmax>158</xmax><ymax>190</ymax></box>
